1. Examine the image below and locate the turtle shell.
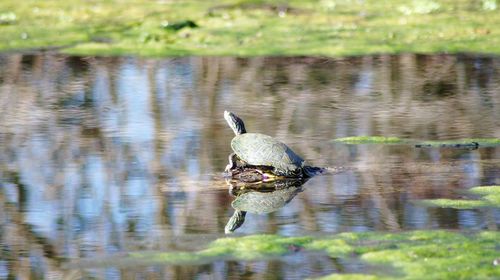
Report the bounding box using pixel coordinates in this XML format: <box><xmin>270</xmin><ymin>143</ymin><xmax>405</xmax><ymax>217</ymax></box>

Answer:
<box><xmin>231</xmin><ymin>133</ymin><xmax>304</xmax><ymax>173</ymax></box>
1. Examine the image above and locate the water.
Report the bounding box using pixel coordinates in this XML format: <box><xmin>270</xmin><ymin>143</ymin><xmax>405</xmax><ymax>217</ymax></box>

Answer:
<box><xmin>0</xmin><ymin>53</ymin><xmax>499</xmax><ymax>278</ymax></box>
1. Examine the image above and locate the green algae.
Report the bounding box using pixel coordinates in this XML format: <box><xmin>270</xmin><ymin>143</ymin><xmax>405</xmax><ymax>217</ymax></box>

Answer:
<box><xmin>333</xmin><ymin>137</ymin><xmax>500</xmax><ymax>147</ymax></box>
<box><xmin>418</xmin><ymin>185</ymin><xmax>500</xmax><ymax>209</ymax></box>
<box><xmin>306</xmin><ymin>238</ymin><xmax>353</xmax><ymax>257</ymax></box>
<box><xmin>418</xmin><ymin>198</ymin><xmax>488</xmax><ymax>209</ymax></box>
<box><xmin>414</xmin><ymin>138</ymin><xmax>500</xmax><ymax>147</ymax></box>
<box><xmin>2</xmin><ymin>0</ymin><xmax>500</xmax><ymax>57</ymax></box>
<box><xmin>469</xmin><ymin>185</ymin><xmax>500</xmax><ymax>196</ymax></box>
<box><xmin>332</xmin><ymin>136</ymin><xmax>404</xmax><ymax>144</ymax></box>
<box><xmin>207</xmin><ymin>234</ymin><xmax>313</xmax><ymax>260</ymax></box>
<box><xmin>130</xmin><ymin>234</ymin><xmax>313</xmax><ymax>264</ymax></box>
<box><xmin>130</xmin><ymin>251</ymin><xmax>205</xmax><ymax>264</ymax></box>
<box><xmin>122</xmin><ymin>230</ymin><xmax>499</xmax><ymax>279</ymax></box>
<box><xmin>471</xmin><ymin>186</ymin><xmax>500</xmax><ymax>206</ymax></box>
<box><xmin>316</xmin><ymin>274</ymin><xmax>381</xmax><ymax>280</ymax></box>
<box><xmin>330</xmin><ymin>230</ymin><xmax>499</xmax><ymax>279</ymax></box>
<box><xmin>360</xmin><ymin>231</ymin><xmax>500</xmax><ymax>280</ymax></box>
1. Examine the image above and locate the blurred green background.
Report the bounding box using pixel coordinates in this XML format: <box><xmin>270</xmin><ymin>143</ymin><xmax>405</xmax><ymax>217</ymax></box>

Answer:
<box><xmin>0</xmin><ymin>0</ymin><xmax>498</xmax><ymax>56</ymax></box>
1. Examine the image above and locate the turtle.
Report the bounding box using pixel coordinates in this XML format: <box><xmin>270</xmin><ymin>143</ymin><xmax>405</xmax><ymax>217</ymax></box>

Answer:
<box><xmin>224</xmin><ymin>179</ymin><xmax>305</xmax><ymax>234</ymax></box>
<box><xmin>224</xmin><ymin>111</ymin><xmax>324</xmax><ymax>178</ymax></box>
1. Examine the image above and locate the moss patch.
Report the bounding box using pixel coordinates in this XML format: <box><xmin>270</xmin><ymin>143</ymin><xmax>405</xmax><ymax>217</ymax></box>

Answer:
<box><xmin>306</xmin><ymin>238</ymin><xmax>353</xmax><ymax>257</ymax></box>
<box><xmin>122</xmin><ymin>230</ymin><xmax>500</xmax><ymax>279</ymax></box>
<box><xmin>470</xmin><ymin>186</ymin><xmax>500</xmax><ymax>206</ymax></box>
<box><xmin>414</xmin><ymin>138</ymin><xmax>500</xmax><ymax>148</ymax></box>
<box><xmin>207</xmin><ymin>234</ymin><xmax>312</xmax><ymax>260</ymax></box>
<box><xmin>2</xmin><ymin>0</ymin><xmax>500</xmax><ymax>56</ymax></box>
<box><xmin>332</xmin><ymin>136</ymin><xmax>404</xmax><ymax>144</ymax></box>
<box><xmin>317</xmin><ymin>274</ymin><xmax>381</xmax><ymax>280</ymax></box>
<box><xmin>333</xmin><ymin>137</ymin><xmax>500</xmax><ymax>147</ymax></box>
<box><xmin>418</xmin><ymin>185</ymin><xmax>500</xmax><ymax>209</ymax></box>
<box><xmin>130</xmin><ymin>234</ymin><xmax>313</xmax><ymax>264</ymax></box>
<box><xmin>418</xmin><ymin>198</ymin><xmax>487</xmax><ymax>209</ymax></box>
<box><xmin>469</xmin><ymin>185</ymin><xmax>500</xmax><ymax>196</ymax></box>
<box><xmin>360</xmin><ymin>231</ymin><xmax>499</xmax><ymax>280</ymax></box>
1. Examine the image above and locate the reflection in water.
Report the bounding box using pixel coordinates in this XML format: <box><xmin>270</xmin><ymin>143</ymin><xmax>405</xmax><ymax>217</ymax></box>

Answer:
<box><xmin>0</xmin><ymin>53</ymin><xmax>499</xmax><ymax>278</ymax></box>
<box><xmin>225</xmin><ymin>179</ymin><xmax>307</xmax><ymax>233</ymax></box>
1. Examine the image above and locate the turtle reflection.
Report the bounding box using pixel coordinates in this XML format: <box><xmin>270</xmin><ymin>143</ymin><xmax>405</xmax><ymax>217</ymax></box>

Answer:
<box><xmin>224</xmin><ymin>178</ymin><xmax>307</xmax><ymax>234</ymax></box>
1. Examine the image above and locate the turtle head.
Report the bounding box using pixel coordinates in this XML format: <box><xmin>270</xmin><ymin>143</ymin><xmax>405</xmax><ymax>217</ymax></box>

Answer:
<box><xmin>224</xmin><ymin>111</ymin><xmax>247</xmax><ymax>135</ymax></box>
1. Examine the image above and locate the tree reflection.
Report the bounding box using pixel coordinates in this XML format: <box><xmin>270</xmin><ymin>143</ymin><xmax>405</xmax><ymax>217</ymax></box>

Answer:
<box><xmin>0</xmin><ymin>53</ymin><xmax>498</xmax><ymax>278</ymax></box>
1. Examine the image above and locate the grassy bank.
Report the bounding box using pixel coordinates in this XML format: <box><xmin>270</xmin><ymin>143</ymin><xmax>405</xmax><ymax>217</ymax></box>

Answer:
<box><xmin>0</xmin><ymin>0</ymin><xmax>499</xmax><ymax>57</ymax></box>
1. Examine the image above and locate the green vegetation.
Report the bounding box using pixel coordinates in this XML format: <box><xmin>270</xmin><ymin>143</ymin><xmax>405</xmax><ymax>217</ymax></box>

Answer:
<box><xmin>358</xmin><ymin>231</ymin><xmax>499</xmax><ymax>280</ymax></box>
<box><xmin>1</xmin><ymin>0</ymin><xmax>500</xmax><ymax>56</ymax></box>
<box><xmin>419</xmin><ymin>185</ymin><xmax>500</xmax><ymax>209</ymax></box>
<box><xmin>124</xmin><ymin>231</ymin><xmax>500</xmax><ymax>279</ymax></box>
<box><xmin>414</xmin><ymin>138</ymin><xmax>500</xmax><ymax>147</ymax></box>
<box><xmin>318</xmin><ymin>274</ymin><xmax>380</xmax><ymax>280</ymax></box>
<box><xmin>333</xmin><ymin>137</ymin><xmax>500</xmax><ymax>146</ymax></box>
<box><xmin>130</xmin><ymin>235</ymin><xmax>313</xmax><ymax>264</ymax></box>
<box><xmin>333</xmin><ymin>136</ymin><xmax>404</xmax><ymax>144</ymax></box>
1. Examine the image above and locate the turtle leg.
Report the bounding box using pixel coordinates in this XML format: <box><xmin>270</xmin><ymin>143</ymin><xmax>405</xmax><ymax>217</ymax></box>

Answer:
<box><xmin>273</xmin><ymin>166</ymin><xmax>303</xmax><ymax>178</ymax></box>
<box><xmin>271</xmin><ymin>167</ymin><xmax>291</xmax><ymax>178</ymax></box>
<box><xmin>248</xmin><ymin>168</ymin><xmax>274</xmax><ymax>181</ymax></box>
<box><xmin>225</xmin><ymin>153</ymin><xmax>238</xmax><ymax>172</ymax></box>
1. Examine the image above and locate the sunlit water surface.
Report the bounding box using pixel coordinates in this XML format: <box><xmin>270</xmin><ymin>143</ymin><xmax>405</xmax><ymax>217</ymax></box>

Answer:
<box><xmin>0</xmin><ymin>54</ymin><xmax>499</xmax><ymax>279</ymax></box>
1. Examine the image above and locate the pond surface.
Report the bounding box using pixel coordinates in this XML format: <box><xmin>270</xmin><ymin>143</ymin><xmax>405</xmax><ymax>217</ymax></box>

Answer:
<box><xmin>0</xmin><ymin>53</ymin><xmax>499</xmax><ymax>279</ymax></box>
